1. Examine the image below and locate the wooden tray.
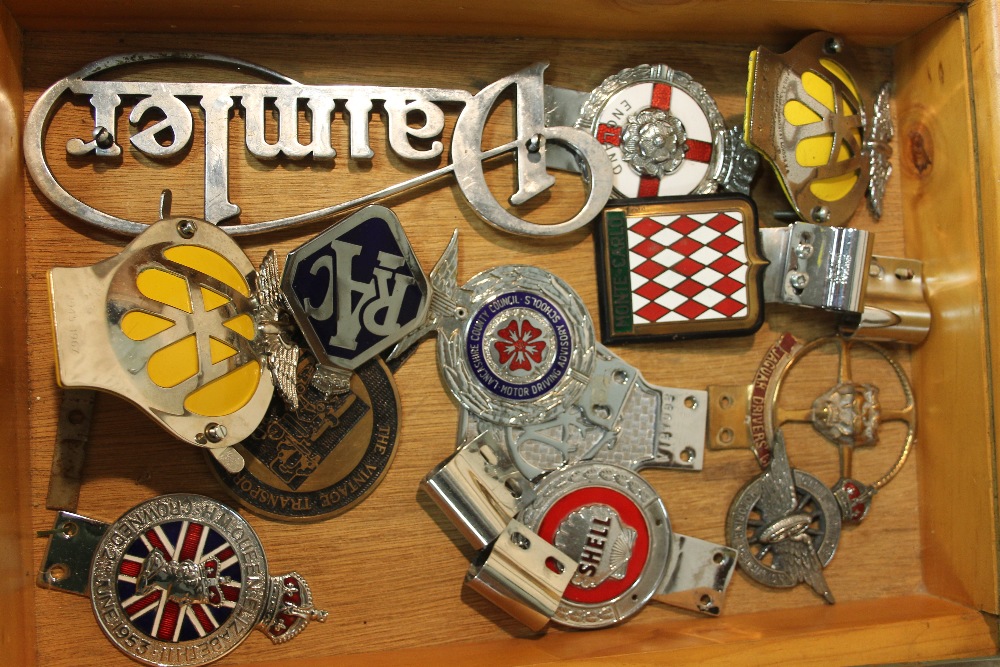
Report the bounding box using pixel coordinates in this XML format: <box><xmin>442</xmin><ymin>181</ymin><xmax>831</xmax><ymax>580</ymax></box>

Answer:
<box><xmin>1</xmin><ymin>1</ymin><xmax>998</xmax><ymax>664</ymax></box>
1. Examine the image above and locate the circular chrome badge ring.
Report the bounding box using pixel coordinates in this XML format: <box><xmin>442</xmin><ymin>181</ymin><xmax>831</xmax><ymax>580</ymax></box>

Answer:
<box><xmin>519</xmin><ymin>463</ymin><xmax>670</xmax><ymax>629</ymax></box>
<box><xmin>89</xmin><ymin>494</ymin><xmax>268</xmax><ymax>666</ymax></box>
<box><xmin>726</xmin><ymin>468</ymin><xmax>842</xmax><ymax>590</ymax></box>
<box><xmin>577</xmin><ymin>64</ymin><xmax>726</xmax><ymax>199</ymax></box>
<box><xmin>207</xmin><ymin>356</ymin><xmax>402</xmax><ymax>521</ymax></box>
<box><xmin>438</xmin><ymin>265</ymin><xmax>596</xmax><ymax>426</ymax></box>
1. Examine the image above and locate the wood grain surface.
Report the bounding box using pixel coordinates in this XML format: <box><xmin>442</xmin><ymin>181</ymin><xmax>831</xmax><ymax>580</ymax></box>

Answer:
<box><xmin>0</xmin><ymin>1</ymin><xmax>962</xmax><ymax>46</ymax></box>
<box><xmin>4</xmin><ymin>10</ymin><xmax>995</xmax><ymax>667</ymax></box>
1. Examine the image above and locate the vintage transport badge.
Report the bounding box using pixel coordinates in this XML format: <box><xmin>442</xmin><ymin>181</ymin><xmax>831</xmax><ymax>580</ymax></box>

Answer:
<box><xmin>745</xmin><ymin>32</ymin><xmax>894</xmax><ymax>226</ymax></box>
<box><xmin>207</xmin><ymin>354</ymin><xmax>402</xmax><ymax>521</ymax></box>
<box><xmin>25</xmin><ymin>53</ymin><xmax>615</xmax><ymax>238</ymax></box>
<box><xmin>545</xmin><ymin>64</ymin><xmax>760</xmax><ymax>197</ymax></box>
<box><xmin>594</xmin><ymin>196</ymin><xmax>931</xmax><ymax>344</ymax></box>
<box><xmin>37</xmin><ymin>494</ymin><xmax>326</xmax><ymax>666</ymax></box>
<box><xmin>422</xmin><ymin>438</ymin><xmax>736</xmax><ymax>630</ymax></box>
<box><xmin>48</xmin><ymin>205</ymin><xmax>431</xmax><ymax>475</ymax></box>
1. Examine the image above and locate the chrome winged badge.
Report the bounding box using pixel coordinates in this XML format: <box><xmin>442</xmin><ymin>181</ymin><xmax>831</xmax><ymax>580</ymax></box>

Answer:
<box><xmin>727</xmin><ymin>430</ymin><xmax>840</xmax><ymax>603</ymax></box>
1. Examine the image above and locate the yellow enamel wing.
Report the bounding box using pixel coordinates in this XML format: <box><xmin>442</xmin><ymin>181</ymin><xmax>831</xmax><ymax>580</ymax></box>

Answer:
<box><xmin>48</xmin><ymin>218</ymin><xmax>283</xmax><ymax>471</ymax></box>
<box><xmin>745</xmin><ymin>32</ymin><xmax>890</xmax><ymax>227</ymax></box>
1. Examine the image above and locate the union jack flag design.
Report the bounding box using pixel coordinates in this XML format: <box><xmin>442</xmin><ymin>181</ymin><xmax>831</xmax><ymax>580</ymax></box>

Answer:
<box><xmin>116</xmin><ymin>520</ymin><xmax>243</xmax><ymax>643</ymax></box>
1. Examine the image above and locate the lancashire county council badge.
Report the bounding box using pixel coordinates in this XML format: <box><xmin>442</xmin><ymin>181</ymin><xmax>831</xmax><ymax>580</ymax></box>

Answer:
<box><xmin>438</xmin><ymin>266</ymin><xmax>596</xmax><ymax>425</ymax></box>
<box><xmin>208</xmin><ymin>355</ymin><xmax>401</xmax><ymax>520</ymax></box>
<box><xmin>595</xmin><ymin>195</ymin><xmax>766</xmax><ymax>343</ymax></box>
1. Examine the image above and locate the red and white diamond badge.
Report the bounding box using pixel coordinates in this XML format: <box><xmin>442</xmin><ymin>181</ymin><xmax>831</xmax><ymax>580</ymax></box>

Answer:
<box><xmin>596</xmin><ymin>196</ymin><xmax>766</xmax><ymax>342</ymax></box>
<box><xmin>577</xmin><ymin>64</ymin><xmax>726</xmax><ymax>199</ymax></box>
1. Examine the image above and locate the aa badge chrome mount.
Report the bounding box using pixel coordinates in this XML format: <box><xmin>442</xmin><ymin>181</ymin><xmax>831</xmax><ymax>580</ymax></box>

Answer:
<box><xmin>717</xmin><ymin>334</ymin><xmax>916</xmax><ymax>602</ymax></box>
<box><xmin>423</xmin><ymin>435</ymin><xmax>736</xmax><ymax>630</ymax></box>
<box><xmin>546</xmin><ymin>63</ymin><xmax>759</xmax><ymax>198</ymax></box>
<box><xmin>594</xmin><ymin>195</ymin><xmax>930</xmax><ymax>344</ymax></box>
<box><xmin>745</xmin><ymin>32</ymin><xmax>894</xmax><ymax>226</ymax></box>
<box><xmin>389</xmin><ymin>234</ymin><xmax>711</xmax><ymax>479</ymax></box>
<box><xmin>37</xmin><ymin>494</ymin><xmax>326</xmax><ymax>666</ymax></box>
<box><xmin>48</xmin><ymin>205</ymin><xmax>429</xmax><ymax>480</ymax></box>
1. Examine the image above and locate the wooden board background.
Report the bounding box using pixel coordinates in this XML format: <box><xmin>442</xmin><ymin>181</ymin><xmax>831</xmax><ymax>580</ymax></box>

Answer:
<box><xmin>11</xmin><ymin>25</ymin><xmax>972</xmax><ymax>666</ymax></box>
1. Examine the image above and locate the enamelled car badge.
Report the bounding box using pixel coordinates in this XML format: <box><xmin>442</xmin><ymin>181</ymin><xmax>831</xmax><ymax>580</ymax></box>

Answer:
<box><xmin>37</xmin><ymin>494</ymin><xmax>326</xmax><ymax>666</ymax></box>
<box><xmin>545</xmin><ymin>64</ymin><xmax>760</xmax><ymax>198</ymax></box>
<box><xmin>745</xmin><ymin>32</ymin><xmax>894</xmax><ymax>226</ymax></box>
<box><xmin>390</xmin><ymin>234</ymin><xmax>710</xmax><ymax>478</ymax></box>
<box><xmin>594</xmin><ymin>195</ymin><xmax>930</xmax><ymax>344</ymax></box>
<box><xmin>596</xmin><ymin>195</ymin><xmax>766</xmax><ymax>342</ymax></box>
<box><xmin>422</xmin><ymin>436</ymin><xmax>736</xmax><ymax>630</ymax></box>
<box><xmin>48</xmin><ymin>205</ymin><xmax>429</xmax><ymax>478</ymax></box>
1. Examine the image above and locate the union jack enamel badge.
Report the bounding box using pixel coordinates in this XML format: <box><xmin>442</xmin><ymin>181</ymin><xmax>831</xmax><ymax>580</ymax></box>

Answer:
<box><xmin>595</xmin><ymin>195</ymin><xmax>767</xmax><ymax>342</ymax></box>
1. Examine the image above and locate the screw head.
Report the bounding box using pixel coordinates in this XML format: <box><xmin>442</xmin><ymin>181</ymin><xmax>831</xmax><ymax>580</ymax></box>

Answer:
<box><xmin>93</xmin><ymin>126</ymin><xmax>115</xmax><ymax>149</ymax></box>
<box><xmin>789</xmin><ymin>271</ymin><xmax>809</xmax><ymax>290</ymax></box>
<box><xmin>510</xmin><ymin>531</ymin><xmax>531</xmax><ymax>550</ymax></box>
<box><xmin>204</xmin><ymin>422</ymin><xmax>228</xmax><ymax>443</ymax></box>
<box><xmin>824</xmin><ymin>37</ymin><xmax>844</xmax><ymax>54</ymax></box>
<box><xmin>177</xmin><ymin>219</ymin><xmax>197</xmax><ymax>239</ymax></box>
<box><xmin>525</xmin><ymin>134</ymin><xmax>542</xmax><ymax>154</ymax></box>
<box><xmin>811</xmin><ymin>205</ymin><xmax>831</xmax><ymax>223</ymax></box>
<box><xmin>795</xmin><ymin>242</ymin><xmax>814</xmax><ymax>259</ymax></box>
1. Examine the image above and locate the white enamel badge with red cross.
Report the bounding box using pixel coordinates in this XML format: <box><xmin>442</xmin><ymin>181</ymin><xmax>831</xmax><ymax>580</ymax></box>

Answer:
<box><xmin>595</xmin><ymin>80</ymin><xmax>720</xmax><ymax>198</ymax></box>
<box><xmin>596</xmin><ymin>196</ymin><xmax>766</xmax><ymax>342</ymax></box>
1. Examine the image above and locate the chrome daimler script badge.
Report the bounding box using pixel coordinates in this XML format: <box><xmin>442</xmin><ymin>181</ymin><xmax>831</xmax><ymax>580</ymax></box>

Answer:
<box><xmin>209</xmin><ymin>354</ymin><xmax>401</xmax><ymax>520</ymax></box>
<box><xmin>38</xmin><ymin>494</ymin><xmax>326</xmax><ymax>666</ymax></box>
<box><xmin>595</xmin><ymin>195</ymin><xmax>767</xmax><ymax>343</ymax></box>
<box><xmin>25</xmin><ymin>53</ymin><xmax>612</xmax><ymax>238</ymax></box>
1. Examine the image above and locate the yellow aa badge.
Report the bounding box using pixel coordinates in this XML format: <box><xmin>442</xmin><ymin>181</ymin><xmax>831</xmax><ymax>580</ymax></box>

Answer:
<box><xmin>49</xmin><ymin>218</ymin><xmax>275</xmax><ymax>463</ymax></box>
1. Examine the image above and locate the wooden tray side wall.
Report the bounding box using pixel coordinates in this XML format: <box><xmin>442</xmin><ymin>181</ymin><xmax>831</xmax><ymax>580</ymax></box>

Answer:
<box><xmin>968</xmin><ymin>0</ymin><xmax>1000</xmax><ymax>615</ymax></box>
<box><xmin>0</xmin><ymin>3</ymin><xmax>33</xmax><ymax>665</ymax></box>
<box><xmin>898</xmin><ymin>7</ymin><xmax>1000</xmax><ymax>613</ymax></box>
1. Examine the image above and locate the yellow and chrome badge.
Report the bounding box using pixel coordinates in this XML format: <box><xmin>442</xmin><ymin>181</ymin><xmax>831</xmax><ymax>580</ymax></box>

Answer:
<box><xmin>49</xmin><ymin>218</ymin><xmax>274</xmax><ymax>466</ymax></box>
<box><xmin>746</xmin><ymin>33</ymin><xmax>889</xmax><ymax>227</ymax></box>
